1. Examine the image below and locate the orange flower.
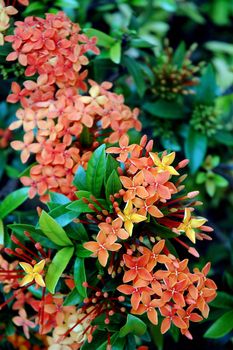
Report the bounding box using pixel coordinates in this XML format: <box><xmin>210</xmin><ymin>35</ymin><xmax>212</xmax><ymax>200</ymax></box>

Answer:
<box><xmin>11</xmin><ymin>131</ymin><xmax>41</xmax><ymax>163</ymax></box>
<box><xmin>106</xmin><ymin>134</ymin><xmax>135</xmax><ymax>162</ymax></box>
<box><xmin>117</xmin><ymin>279</ymin><xmax>152</xmax><ymax>310</ymax></box>
<box><xmin>83</xmin><ymin>231</ymin><xmax>121</xmax><ymax>267</ymax></box>
<box><xmin>98</xmin><ymin>218</ymin><xmax>129</xmax><ymax>240</ymax></box>
<box><xmin>120</xmin><ymin>171</ymin><xmax>149</xmax><ymax>201</ymax></box>
<box><xmin>160</xmin><ymin>304</ymin><xmax>187</xmax><ymax>334</ymax></box>
<box><xmin>123</xmin><ymin>254</ymin><xmax>152</xmax><ymax>282</ymax></box>
<box><xmin>132</xmin><ymin>292</ymin><xmax>162</xmax><ymax>325</ymax></box>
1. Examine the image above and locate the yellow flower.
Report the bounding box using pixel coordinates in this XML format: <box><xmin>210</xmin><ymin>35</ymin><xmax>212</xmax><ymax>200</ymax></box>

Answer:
<box><xmin>117</xmin><ymin>200</ymin><xmax>147</xmax><ymax>236</ymax></box>
<box><xmin>19</xmin><ymin>260</ymin><xmax>46</xmax><ymax>287</ymax></box>
<box><xmin>149</xmin><ymin>151</ymin><xmax>179</xmax><ymax>175</ymax></box>
<box><xmin>177</xmin><ymin>208</ymin><xmax>207</xmax><ymax>243</ymax></box>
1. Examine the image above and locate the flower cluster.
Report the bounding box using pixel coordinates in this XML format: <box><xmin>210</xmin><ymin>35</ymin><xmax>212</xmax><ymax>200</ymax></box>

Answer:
<box><xmin>80</xmin><ymin>135</ymin><xmax>216</xmax><ymax>339</ymax></box>
<box><xmin>0</xmin><ymin>0</ymin><xmax>18</xmax><ymax>46</ymax></box>
<box><xmin>7</xmin><ymin>13</ymin><xmax>141</xmax><ymax>201</ymax></box>
<box><xmin>5</xmin><ymin>11</ymin><xmax>99</xmax><ymax>88</ymax></box>
<box><xmin>118</xmin><ymin>242</ymin><xmax>217</xmax><ymax>339</ymax></box>
<box><xmin>153</xmin><ymin>41</ymin><xmax>201</xmax><ymax>100</ymax></box>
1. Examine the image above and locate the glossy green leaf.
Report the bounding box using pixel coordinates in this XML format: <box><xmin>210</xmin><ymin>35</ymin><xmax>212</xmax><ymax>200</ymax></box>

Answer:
<box><xmin>39</xmin><ymin>211</ymin><xmax>73</xmax><ymax>246</ymax></box>
<box><xmin>195</xmin><ymin>65</ymin><xmax>216</xmax><ymax>104</ymax></box>
<box><xmin>204</xmin><ymin>310</ymin><xmax>233</xmax><ymax>338</ymax></box>
<box><xmin>86</xmin><ymin>144</ymin><xmax>106</xmax><ymax>197</ymax></box>
<box><xmin>76</xmin><ymin>244</ymin><xmax>92</xmax><ymax>258</ymax></box>
<box><xmin>45</xmin><ymin>246</ymin><xmax>74</xmax><ymax>294</ymax></box>
<box><xmin>74</xmin><ymin>257</ymin><xmax>87</xmax><ymax>298</ymax></box>
<box><xmin>67</xmin><ymin>199</ymin><xmax>94</xmax><ymax>213</ymax></box>
<box><xmin>0</xmin><ymin>188</ymin><xmax>29</xmax><ymax>219</ymax></box>
<box><xmin>73</xmin><ymin>166</ymin><xmax>87</xmax><ymax>190</ymax></box>
<box><xmin>110</xmin><ymin>41</ymin><xmax>122</xmax><ymax>64</ymax></box>
<box><xmin>84</xmin><ymin>28</ymin><xmax>115</xmax><ymax>47</ymax></box>
<box><xmin>106</xmin><ymin>170</ymin><xmax>122</xmax><ymax>204</ymax></box>
<box><xmin>123</xmin><ymin>56</ymin><xmax>146</xmax><ymax>97</ymax></box>
<box><xmin>172</xmin><ymin>42</ymin><xmax>186</xmax><ymax>68</ymax></box>
<box><xmin>144</xmin><ymin>100</ymin><xmax>183</xmax><ymax>119</ymax></box>
<box><xmin>185</xmin><ymin>127</ymin><xmax>207</xmax><ymax>174</ymax></box>
<box><xmin>119</xmin><ymin>314</ymin><xmax>147</xmax><ymax>337</ymax></box>
<box><xmin>105</xmin><ymin>155</ymin><xmax>119</xmax><ymax>185</ymax></box>
<box><xmin>210</xmin><ymin>291</ymin><xmax>233</xmax><ymax>309</ymax></box>
<box><xmin>214</xmin><ymin>131</ymin><xmax>233</xmax><ymax>146</ymax></box>
<box><xmin>64</xmin><ymin>288</ymin><xmax>83</xmax><ymax>306</ymax></box>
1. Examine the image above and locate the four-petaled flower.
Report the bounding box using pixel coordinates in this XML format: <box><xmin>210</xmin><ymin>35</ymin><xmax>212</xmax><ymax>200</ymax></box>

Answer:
<box><xmin>177</xmin><ymin>208</ymin><xmax>207</xmax><ymax>243</ymax></box>
<box><xmin>149</xmin><ymin>151</ymin><xmax>179</xmax><ymax>175</ymax></box>
<box><xmin>83</xmin><ymin>231</ymin><xmax>121</xmax><ymax>267</ymax></box>
<box><xmin>19</xmin><ymin>259</ymin><xmax>46</xmax><ymax>287</ymax></box>
<box><xmin>117</xmin><ymin>200</ymin><xmax>147</xmax><ymax>236</ymax></box>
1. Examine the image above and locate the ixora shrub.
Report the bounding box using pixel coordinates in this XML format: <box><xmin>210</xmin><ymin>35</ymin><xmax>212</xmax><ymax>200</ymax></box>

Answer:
<box><xmin>0</xmin><ymin>10</ymin><xmax>217</xmax><ymax>350</ymax></box>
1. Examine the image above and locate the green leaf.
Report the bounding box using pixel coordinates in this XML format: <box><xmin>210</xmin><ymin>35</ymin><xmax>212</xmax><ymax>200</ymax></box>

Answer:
<box><xmin>195</xmin><ymin>65</ymin><xmax>216</xmax><ymax>104</ymax></box>
<box><xmin>23</xmin><ymin>1</ymin><xmax>45</xmax><ymax>15</ymax></box>
<box><xmin>0</xmin><ymin>219</ymin><xmax>4</xmax><ymax>245</ymax></box>
<box><xmin>214</xmin><ymin>131</ymin><xmax>233</xmax><ymax>146</ymax></box>
<box><xmin>45</xmin><ymin>246</ymin><xmax>74</xmax><ymax>294</ymax></box>
<box><xmin>144</xmin><ymin>100</ymin><xmax>183</xmax><ymax>119</ymax></box>
<box><xmin>96</xmin><ymin>332</ymin><xmax>125</xmax><ymax>350</ymax></box>
<box><xmin>39</xmin><ymin>211</ymin><xmax>73</xmax><ymax>246</ymax></box>
<box><xmin>105</xmin><ymin>155</ymin><xmax>119</xmax><ymax>185</ymax></box>
<box><xmin>74</xmin><ymin>257</ymin><xmax>87</xmax><ymax>298</ymax></box>
<box><xmin>205</xmin><ymin>41</ymin><xmax>233</xmax><ymax>55</ymax></box>
<box><xmin>149</xmin><ymin>324</ymin><xmax>163</xmax><ymax>350</ymax></box>
<box><xmin>48</xmin><ymin>204</ymin><xmax>77</xmax><ymax>227</ymax></box>
<box><xmin>172</xmin><ymin>42</ymin><xmax>186</xmax><ymax>68</ymax></box>
<box><xmin>123</xmin><ymin>56</ymin><xmax>146</xmax><ymax>97</ymax></box>
<box><xmin>0</xmin><ymin>188</ymin><xmax>29</xmax><ymax>219</ymax></box>
<box><xmin>66</xmin><ymin>199</ymin><xmax>94</xmax><ymax>213</ymax></box>
<box><xmin>86</xmin><ymin>145</ymin><xmax>106</xmax><ymax>197</ymax></box>
<box><xmin>76</xmin><ymin>244</ymin><xmax>92</xmax><ymax>258</ymax></box>
<box><xmin>206</xmin><ymin>179</ymin><xmax>216</xmax><ymax>197</ymax></box>
<box><xmin>110</xmin><ymin>41</ymin><xmax>122</xmax><ymax>64</ymax></box>
<box><xmin>8</xmin><ymin>223</ymin><xmax>58</xmax><ymax>249</ymax></box>
<box><xmin>49</xmin><ymin>192</ymin><xmax>71</xmax><ymax>205</ymax></box>
<box><xmin>210</xmin><ymin>291</ymin><xmax>233</xmax><ymax>309</ymax></box>
<box><xmin>185</xmin><ymin>128</ymin><xmax>207</xmax><ymax>174</ymax></box>
<box><xmin>69</xmin><ymin>223</ymin><xmax>88</xmax><ymax>241</ymax></box>
<box><xmin>214</xmin><ymin>174</ymin><xmax>228</xmax><ymax>187</ymax></box>
<box><xmin>64</xmin><ymin>288</ymin><xmax>83</xmax><ymax>306</ymax></box>
<box><xmin>106</xmin><ymin>170</ymin><xmax>122</xmax><ymax>204</ymax></box>
<box><xmin>204</xmin><ymin>310</ymin><xmax>233</xmax><ymax>339</ymax></box>
<box><xmin>54</xmin><ymin>0</ymin><xmax>79</xmax><ymax>9</ymax></box>
<box><xmin>84</xmin><ymin>28</ymin><xmax>115</xmax><ymax>47</ymax></box>
<box><xmin>119</xmin><ymin>314</ymin><xmax>147</xmax><ymax>337</ymax></box>
<box><xmin>73</xmin><ymin>166</ymin><xmax>87</xmax><ymax>190</ymax></box>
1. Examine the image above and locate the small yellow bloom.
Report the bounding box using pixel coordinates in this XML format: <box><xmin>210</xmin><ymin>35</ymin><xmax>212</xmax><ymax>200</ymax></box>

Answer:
<box><xmin>118</xmin><ymin>200</ymin><xmax>147</xmax><ymax>236</ymax></box>
<box><xmin>149</xmin><ymin>151</ymin><xmax>179</xmax><ymax>175</ymax></box>
<box><xmin>177</xmin><ymin>208</ymin><xmax>207</xmax><ymax>243</ymax></box>
<box><xmin>19</xmin><ymin>259</ymin><xmax>46</xmax><ymax>287</ymax></box>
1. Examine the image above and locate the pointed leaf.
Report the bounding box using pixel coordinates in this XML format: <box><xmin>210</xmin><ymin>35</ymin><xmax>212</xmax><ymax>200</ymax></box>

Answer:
<box><xmin>204</xmin><ymin>310</ymin><xmax>233</xmax><ymax>339</ymax></box>
<box><xmin>45</xmin><ymin>246</ymin><xmax>74</xmax><ymax>294</ymax></box>
<box><xmin>39</xmin><ymin>211</ymin><xmax>73</xmax><ymax>246</ymax></box>
<box><xmin>119</xmin><ymin>314</ymin><xmax>147</xmax><ymax>337</ymax></box>
<box><xmin>74</xmin><ymin>257</ymin><xmax>87</xmax><ymax>298</ymax></box>
<box><xmin>73</xmin><ymin>166</ymin><xmax>87</xmax><ymax>190</ymax></box>
<box><xmin>106</xmin><ymin>170</ymin><xmax>122</xmax><ymax>204</ymax></box>
<box><xmin>0</xmin><ymin>188</ymin><xmax>29</xmax><ymax>219</ymax></box>
<box><xmin>185</xmin><ymin>127</ymin><xmax>207</xmax><ymax>173</ymax></box>
<box><xmin>86</xmin><ymin>144</ymin><xmax>106</xmax><ymax>197</ymax></box>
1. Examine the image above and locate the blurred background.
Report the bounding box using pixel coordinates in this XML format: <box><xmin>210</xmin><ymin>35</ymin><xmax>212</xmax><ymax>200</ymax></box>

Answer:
<box><xmin>0</xmin><ymin>0</ymin><xmax>232</xmax><ymax>349</ymax></box>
